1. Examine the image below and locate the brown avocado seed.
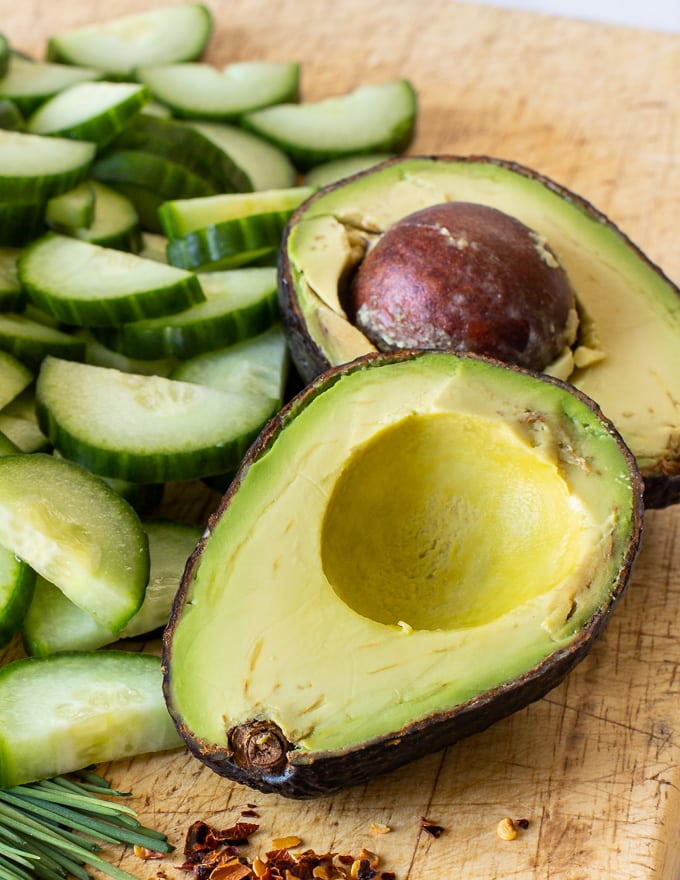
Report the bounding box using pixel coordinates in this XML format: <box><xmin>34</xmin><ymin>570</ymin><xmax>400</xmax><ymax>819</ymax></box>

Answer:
<box><xmin>346</xmin><ymin>201</ymin><xmax>577</xmax><ymax>371</ymax></box>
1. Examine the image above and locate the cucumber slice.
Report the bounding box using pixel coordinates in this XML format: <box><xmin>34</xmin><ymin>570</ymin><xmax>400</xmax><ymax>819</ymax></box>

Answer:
<box><xmin>137</xmin><ymin>61</ymin><xmax>300</xmax><ymax>120</ymax></box>
<box><xmin>0</xmin><ymin>247</ymin><xmax>24</xmax><ymax>310</ymax></box>
<box><xmin>0</xmin><ymin>350</ymin><xmax>33</xmax><ymax>409</ymax></box>
<box><xmin>166</xmin><ymin>235</ymin><xmax>277</xmax><ymax>273</ymax></box>
<box><xmin>0</xmin><ymin>453</ymin><xmax>149</xmax><ymax>631</ymax></box>
<box><xmin>0</xmin><ymin>55</ymin><xmax>100</xmax><ymax>116</ymax></box>
<box><xmin>18</xmin><ymin>233</ymin><xmax>204</xmax><ymax>327</ymax></box>
<box><xmin>139</xmin><ymin>231</ymin><xmax>169</xmax><ymax>263</ymax></box>
<box><xmin>0</xmin><ymin>415</ymin><xmax>47</xmax><ymax>452</ymax></box>
<box><xmin>0</xmin><ymin>98</ymin><xmax>25</xmax><ymax>132</ymax></box>
<box><xmin>0</xmin><ymin>200</ymin><xmax>47</xmax><ymax>246</ymax></box>
<box><xmin>70</xmin><ymin>181</ymin><xmax>142</xmax><ymax>252</ymax></box>
<box><xmin>161</xmin><ymin>186</ymin><xmax>315</xmax><ymax>272</ymax></box>
<box><xmin>36</xmin><ymin>356</ymin><xmax>278</xmax><ymax>482</ymax></box>
<box><xmin>0</xmin><ymin>130</ymin><xmax>95</xmax><ymax>202</ymax></box>
<box><xmin>95</xmin><ymin>266</ymin><xmax>279</xmax><ymax>360</ymax></box>
<box><xmin>159</xmin><ymin>187</ymin><xmax>312</xmax><ymax>238</ymax></box>
<box><xmin>0</xmin><ymin>391</ymin><xmax>49</xmax><ymax>453</ymax></box>
<box><xmin>304</xmin><ymin>153</ymin><xmax>395</xmax><ymax>187</ymax></box>
<box><xmin>0</xmin><ymin>651</ymin><xmax>182</xmax><ymax>787</ymax></box>
<box><xmin>0</xmin><ymin>34</ymin><xmax>8</xmax><ymax>79</ymax></box>
<box><xmin>190</xmin><ymin>121</ymin><xmax>296</xmax><ymax>191</ymax></box>
<box><xmin>104</xmin><ymin>181</ymin><xmax>165</xmax><ymax>234</ymax></box>
<box><xmin>24</xmin><ymin>519</ymin><xmax>202</xmax><ymax>656</ymax></box>
<box><xmin>92</xmin><ymin>149</ymin><xmax>217</xmax><ymax>203</ymax></box>
<box><xmin>172</xmin><ymin>323</ymin><xmax>289</xmax><ymax>401</ymax></box>
<box><xmin>47</xmin><ymin>4</ymin><xmax>213</xmax><ymax>77</ymax></box>
<box><xmin>110</xmin><ymin>114</ymin><xmax>251</xmax><ymax>194</ymax></box>
<box><xmin>46</xmin><ymin>181</ymin><xmax>95</xmax><ymax>230</ymax></box>
<box><xmin>0</xmin><ymin>389</ymin><xmax>49</xmax><ymax>453</ymax></box>
<box><xmin>27</xmin><ymin>81</ymin><xmax>150</xmax><ymax>147</ymax></box>
<box><xmin>242</xmin><ymin>79</ymin><xmax>417</xmax><ymax>170</ymax></box>
<box><xmin>83</xmin><ymin>331</ymin><xmax>175</xmax><ymax>377</ymax></box>
<box><xmin>0</xmin><ymin>429</ymin><xmax>20</xmax><ymax>455</ymax></box>
<box><xmin>0</xmin><ymin>544</ymin><xmax>35</xmax><ymax>648</ymax></box>
<box><xmin>0</xmin><ymin>312</ymin><xmax>86</xmax><ymax>368</ymax></box>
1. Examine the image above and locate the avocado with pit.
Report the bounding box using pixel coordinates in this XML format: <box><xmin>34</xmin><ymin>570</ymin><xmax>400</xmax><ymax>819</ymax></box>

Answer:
<box><xmin>278</xmin><ymin>156</ymin><xmax>680</xmax><ymax>508</ymax></box>
<box><xmin>162</xmin><ymin>350</ymin><xmax>643</xmax><ymax>798</ymax></box>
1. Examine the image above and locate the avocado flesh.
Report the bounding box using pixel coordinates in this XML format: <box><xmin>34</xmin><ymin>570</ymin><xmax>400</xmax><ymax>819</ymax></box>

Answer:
<box><xmin>165</xmin><ymin>353</ymin><xmax>640</xmax><ymax>768</ymax></box>
<box><xmin>283</xmin><ymin>157</ymin><xmax>680</xmax><ymax>484</ymax></box>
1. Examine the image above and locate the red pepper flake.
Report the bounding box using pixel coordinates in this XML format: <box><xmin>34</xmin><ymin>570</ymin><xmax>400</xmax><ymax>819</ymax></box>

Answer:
<box><xmin>210</xmin><ymin>862</ymin><xmax>254</xmax><ymax>880</ymax></box>
<box><xmin>184</xmin><ymin>820</ymin><xmax>260</xmax><ymax>860</ymax></box>
<box><xmin>420</xmin><ymin>816</ymin><xmax>444</xmax><ymax>838</ymax></box>
<box><xmin>516</xmin><ymin>818</ymin><xmax>530</xmax><ymax>830</ymax></box>
<box><xmin>240</xmin><ymin>809</ymin><xmax>260</xmax><ymax>818</ymax></box>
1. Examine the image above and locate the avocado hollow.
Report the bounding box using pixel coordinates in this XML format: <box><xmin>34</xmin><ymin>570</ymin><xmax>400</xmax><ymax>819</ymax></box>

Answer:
<box><xmin>162</xmin><ymin>350</ymin><xmax>644</xmax><ymax>798</ymax></box>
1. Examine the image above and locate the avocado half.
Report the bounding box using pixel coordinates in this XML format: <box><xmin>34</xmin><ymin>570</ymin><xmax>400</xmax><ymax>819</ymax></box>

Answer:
<box><xmin>162</xmin><ymin>350</ymin><xmax>643</xmax><ymax>798</ymax></box>
<box><xmin>278</xmin><ymin>156</ymin><xmax>680</xmax><ymax>508</ymax></box>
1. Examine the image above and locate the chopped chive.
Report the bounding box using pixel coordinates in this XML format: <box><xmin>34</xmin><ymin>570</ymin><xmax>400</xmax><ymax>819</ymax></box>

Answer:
<box><xmin>0</xmin><ymin>772</ymin><xmax>173</xmax><ymax>880</ymax></box>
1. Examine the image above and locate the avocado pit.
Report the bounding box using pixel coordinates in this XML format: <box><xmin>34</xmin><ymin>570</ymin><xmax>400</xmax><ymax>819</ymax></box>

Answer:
<box><xmin>346</xmin><ymin>201</ymin><xmax>578</xmax><ymax>372</ymax></box>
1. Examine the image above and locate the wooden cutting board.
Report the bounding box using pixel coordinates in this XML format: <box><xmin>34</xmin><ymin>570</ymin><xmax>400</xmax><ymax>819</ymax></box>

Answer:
<box><xmin>2</xmin><ymin>1</ymin><xmax>680</xmax><ymax>877</ymax></box>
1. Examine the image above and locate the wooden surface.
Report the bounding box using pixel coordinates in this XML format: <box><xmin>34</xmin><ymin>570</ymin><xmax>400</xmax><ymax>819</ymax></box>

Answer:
<box><xmin>3</xmin><ymin>0</ymin><xmax>680</xmax><ymax>877</ymax></box>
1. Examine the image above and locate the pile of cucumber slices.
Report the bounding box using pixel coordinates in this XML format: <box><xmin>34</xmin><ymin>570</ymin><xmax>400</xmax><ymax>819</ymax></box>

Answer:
<box><xmin>0</xmin><ymin>3</ymin><xmax>417</xmax><ymax>786</ymax></box>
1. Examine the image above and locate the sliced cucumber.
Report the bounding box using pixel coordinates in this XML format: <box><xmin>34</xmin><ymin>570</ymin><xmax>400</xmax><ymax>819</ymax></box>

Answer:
<box><xmin>83</xmin><ymin>330</ymin><xmax>176</xmax><ymax>377</ymax></box>
<box><xmin>0</xmin><ymin>414</ymin><xmax>47</xmax><ymax>453</ymax></box>
<box><xmin>161</xmin><ymin>186</ymin><xmax>315</xmax><ymax>272</ymax></box>
<box><xmin>70</xmin><ymin>181</ymin><xmax>142</xmax><ymax>252</ymax></box>
<box><xmin>27</xmin><ymin>81</ymin><xmax>150</xmax><ymax>147</ymax></box>
<box><xmin>36</xmin><ymin>356</ymin><xmax>277</xmax><ymax>482</ymax></box>
<box><xmin>0</xmin><ymin>545</ymin><xmax>35</xmax><ymax>648</ymax></box>
<box><xmin>0</xmin><ymin>390</ymin><xmax>48</xmax><ymax>453</ymax></box>
<box><xmin>189</xmin><ymin>120</ymin><xmax>296</xmax><ymax>191</ymax></box>
<box><xmin>46</xmin><ymin>181</ymin><xmax>95</xmax><ymax>230</ymax></box>
<box><xmin>92</xmin><ymin>149</ymin><xmax>217</xmax><ymax>204</ymax></box>
<box><xmin>137</xmin><ymin>61</ymin><xmax>300</xmax><ymax>120</ymax></box>
<box><xmin>242</xmin><ymin>79</ymin><xmax>417</xmax><ymax>169</ymax></box>
<box><xmin>24</xmin><ymin>519</ymin><xmax>202</xmax><ymax>656</ymax></box>
<box><xmin>18</xmin><ymin>233</ymin><xmax>204</xmax><ymax>327</ymax></box>
<box><xmin>0</xmin><ymin>55</ymin><xmax>100</xmax><ymax>116</ymax></box>
<box><xmin>0</xmin><ymin>98</ymin><xmax>25</xmax><ymax>132</ymax></box>
<box><xmin>110</xmin><ymin>114</ymin><xmax>251</xmax><ymax>194</ymax></box>
<box><xmin>0</xmin><ymin>350</ymin><xmax>33</xmax><ymax>409</ymax></box>
<box><xmin>47</xmin><ymin>4</ymin><xmax>213</xmax><ymax>77</ymax></box>
<box><xmin>0</xmin><ymin>130</ymin><xmax>95</xmax><ymax>202</ymax></box>
<box><xmin>0</xmin><ymin>200</ymin><xmax>47</xmax><ymax>247</ymax></box>
<box><xmin>0</xmin><ymin>453</ymin><xmax>149</xmax><ymax>631</ymax></box>
<box><xmin>159</xmin><ymin>186</ymin><xmax>313</xmax><ymax>238</ymax></box>
<box><xmin>0</xmin><ymin>651</ymin><xmax>182</xmax><ymax>787</ymax></box>
<box><xmin>172</xmin><ymin>323</ymin><xmax>289</xmax><ymax>400</ymax></box>
<box><xmin>0</xmin><ymin>34</ymin><xmax>8</xmax><ymax>79</ymax></box>
<box><xmin>139</xmin><ymin>231</ymin><xmax>169</xmax><ymax>263</ymax></box>
<box><xmin>95</xmin><ymin>266</ymin><xmax>279</xmax><ymax>360</ymax></box>
<box><xmin>304</xmin><ymin>152</ymin><xmax>395</xmax><ymax>187</ymax></box>
<box><xmin>0</xmin><ymin>247</ymin><xmax>24</xmax><ymax>310</ymax></box>
<box><xmin>0</xmin><ymin>312</ymin><xmax>86</xmax><ymax>368</ymax></box>
<box><xmin>0</xmin><ymin>428</ymin><xmax>20</xmax><ymax>455</ymax></box>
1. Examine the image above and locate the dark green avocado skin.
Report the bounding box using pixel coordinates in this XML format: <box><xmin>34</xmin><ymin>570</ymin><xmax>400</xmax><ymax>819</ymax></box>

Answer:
<box><xmin>277</xmin><ymin>155</ymin><xmax>680</xmax><ymax>509</ymax></box>
<box><xmin>162</xmin><ymin>351</ymin><xmax>645</xmax><ymax>799</ymax></box>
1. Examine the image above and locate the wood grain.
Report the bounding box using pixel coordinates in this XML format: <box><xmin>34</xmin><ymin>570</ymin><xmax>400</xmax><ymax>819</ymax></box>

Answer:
<box><xmin>2</xmin><ymin>1</ymin><xmax>680</xmax><ymax>877</ymax></box>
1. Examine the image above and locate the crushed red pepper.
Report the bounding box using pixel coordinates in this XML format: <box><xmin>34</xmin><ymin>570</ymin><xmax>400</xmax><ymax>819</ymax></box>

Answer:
<box><xmin>179</xmin><ymin>819</ymin><xmax>396</xmax><ymax>880</ymax></box>
<box><xmin>419</xmin><ymin>817</ymin><xmax>444</xmax><ymax>838</ymax></box>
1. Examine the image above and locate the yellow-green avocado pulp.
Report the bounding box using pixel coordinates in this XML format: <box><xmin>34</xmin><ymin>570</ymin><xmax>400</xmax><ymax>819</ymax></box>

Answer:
<box><xmin>167</xmin><ymin>353</ymin><xmax>639</xmax><ymax>754</ymax></box>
